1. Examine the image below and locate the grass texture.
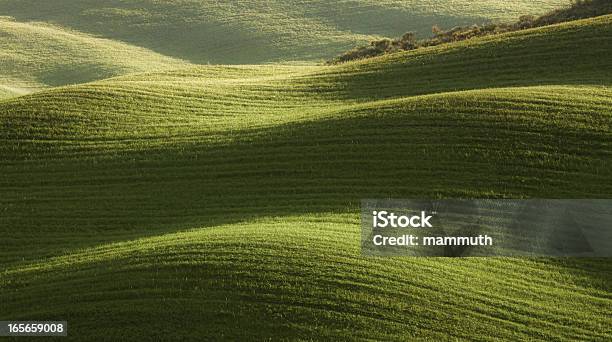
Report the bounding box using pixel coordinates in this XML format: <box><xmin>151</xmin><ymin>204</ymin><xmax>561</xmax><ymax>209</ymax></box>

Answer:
<box><xmin>0</xmin><ymin>15</ymin><xmax>611</xmax><ymax>341</ymax></box>
<box><xmin>0</xmin><ymin>17</ymin><xmax>190</xmax><ymax>98</ymax></box>
<box><xmin>0</xmin><ymin>0</ymin><xmax>568</xmax><ymax>64</ymax></box>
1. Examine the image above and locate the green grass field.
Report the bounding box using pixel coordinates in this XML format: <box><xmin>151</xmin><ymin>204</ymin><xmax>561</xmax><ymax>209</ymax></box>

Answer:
<box><xmin>1</xmin><ymin>13</ymin><xmax>611</xmax><ymax>340</ymax></box>
<box><xmin>0</xmin><ymin>0</ymin><xmax>568</xmax><ymax>65</ymax></box>
<box><xmin>0</xmin><ymin>0</ymin><xmax>570</xmax><ymax>98</ymax></box>
<box><xmin>0</xmin><ymin>17</ymin><xmax>190</xmax><ymax>99</ymax></box>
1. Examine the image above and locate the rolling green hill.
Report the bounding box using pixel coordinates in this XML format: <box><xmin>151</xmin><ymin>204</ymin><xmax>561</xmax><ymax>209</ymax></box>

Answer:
<box><xmin>0</xmin><ymin>17</ymin><xmax>190</xmax><ymax>99</ymax></box>
<box><xmin>1</xmin><ymin>15</ymin><xmax>611</xmax><ymax>340</ymax></box>
<box><xmin>0</xmin><ymin>0</ymin><xmax>568</xmax><ymax>64</ymax></box>
<box><xmin>0</xmin><ymin>0</ymin><xmax>572</xmax><ymax>98</ymax></box>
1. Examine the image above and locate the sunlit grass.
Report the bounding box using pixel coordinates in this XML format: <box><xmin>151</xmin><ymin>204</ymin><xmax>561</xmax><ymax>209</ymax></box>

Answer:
<box><xmin>0</xmin><ymin>14</ymin><xmax>610</xmax><ymax>341</ymax></box>
<box><xmin>0</xmin><ymin>0</ymin><xmax>568</xmax><ymax>64</ymax></box>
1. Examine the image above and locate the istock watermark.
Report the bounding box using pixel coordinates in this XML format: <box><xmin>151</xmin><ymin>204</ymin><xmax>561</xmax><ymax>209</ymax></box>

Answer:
<box><xmin>372</xmin><ymin>210</ymin><xmax>434</xmax><ymax>228</ymax></box>
<box><xmin>362</xmin><ymin>199</ymin><xmax>612</xmax><ymax>257</ymax></box>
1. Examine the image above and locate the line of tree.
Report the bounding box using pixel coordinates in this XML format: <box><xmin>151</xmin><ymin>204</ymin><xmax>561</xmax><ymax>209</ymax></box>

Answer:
<box><xmin>328</xmin><ymin>0</ymin><xmax>612</xmax><ymax>64</ymax></box>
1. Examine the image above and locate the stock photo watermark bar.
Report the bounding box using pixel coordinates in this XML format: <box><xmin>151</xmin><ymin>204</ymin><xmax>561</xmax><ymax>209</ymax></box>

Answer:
<box><xmin>362</xmin><ymin>199</ymin><xmax>612</xmax><ymax>257</ymax></box>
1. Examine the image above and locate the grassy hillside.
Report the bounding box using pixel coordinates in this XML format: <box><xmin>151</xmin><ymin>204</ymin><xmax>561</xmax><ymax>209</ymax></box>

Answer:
<box><xmin>3</xmin><ymin>216</ymin><xmax>610</xmax><ymax>340</ymax></box>
<box><xmin>1</xmin><ymin>15</ymin><xmax>611</xmax><ymax>340</ymax></box>
<box><xmin>0</xmin><ymin>0</ymin><xmax>568</xmax><ymax>64</ymax></box>
<box><xmin>0</xmin><ymin>17</ymin><xmax>190</xmax><ymax>99</ymax></box>
<box><xmin>329</xmin><ymin>0</ymin><xmax>612</xmax><ymax>63</ymax></box>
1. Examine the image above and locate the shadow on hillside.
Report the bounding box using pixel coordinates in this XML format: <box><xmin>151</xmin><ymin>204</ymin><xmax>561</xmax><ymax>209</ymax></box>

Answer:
<box><xmin>305</xmin><ymin>15</ymin><xmax>612</xmax><ymax>102</ymax></box>
<box><xmin>2</xmin><ymin>106</ymin><xmax>610</xmax><ymax>275</ymax></box>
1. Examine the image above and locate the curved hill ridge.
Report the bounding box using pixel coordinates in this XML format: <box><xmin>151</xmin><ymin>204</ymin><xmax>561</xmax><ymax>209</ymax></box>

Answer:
<box><xmin>0</xmin><ymin>14</ymin><xmax>611</xmax><ymax>341</ymax></box>
<box><xmin>0</xmin><ymin>0</ymin><xmax>567</xmax><ymax>64</ymax></box>
<box><xmin>2</xmin><ymin>84</ymin><xmax>610</xmax><ymax>141</ymax></box>
<box><xmin>2</xmin><ymin>15</ymin><xmax>610</xmax><ymax>142</ymax></box>
<box><xmin>2</xmin><ymin>215</ymin><xmax>610</xmax><ymax>341</ymax></box>
<box><xmin>0</xmin><ymin>17</ymin><xmax>190</xmax><ymax>98</ymax></box>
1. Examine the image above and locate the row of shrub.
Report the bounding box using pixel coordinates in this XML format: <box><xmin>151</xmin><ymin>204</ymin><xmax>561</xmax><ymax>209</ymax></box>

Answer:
<box><xmin>329</xmin><ymin>0</ymin><xmax>612</xmax><ymax>64</ymax></box>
